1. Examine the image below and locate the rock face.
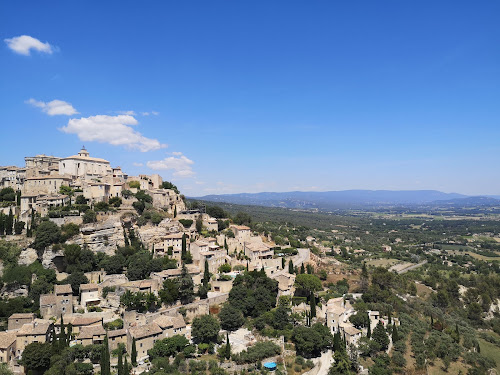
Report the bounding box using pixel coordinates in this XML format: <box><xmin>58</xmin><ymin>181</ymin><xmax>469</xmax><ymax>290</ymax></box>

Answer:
<box><xmin>137</xmin><ymin>225</ymin><xmax>169</xmax><ymax>249</ymax></box>
<box><xmin>0</xmin><ymin>284</ymin><xmax>29</xmax><ymax>299</ymax></box>
<box><xmin>18</xmin><ymin>248</ymin><xmax>39</xmax><ymax>266</ymax></box>
<box><xmin>75</xmin><ymin>217</ymin><xmax>125</xmax><ymax>255</ymax></box>
<box><xmin>42</xmin><ymin>248</ymin><xmax>65</xmax><ymax>270</ymax></box>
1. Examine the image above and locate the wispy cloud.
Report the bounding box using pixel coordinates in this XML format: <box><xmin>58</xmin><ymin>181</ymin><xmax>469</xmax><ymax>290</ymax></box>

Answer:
<box><xmin>141</xmin><ymin>111</ymin><xmax>159</xmax><ymax>116</ymax></box>
<box><xmin>5</xmin><ymin>35</ymin><xmax>55</xmax><ymax>56</ymax></box>
<box><xmin>147</xmin><ymin>152</ymin><xmax>195</xmax><ymax>177</ymax></box>
<box><xmin>117</xmin><ymin>110</ymin><xmax>136</xmax><ymax>116</ymax></box>
<box><xmin>60</xmin><ymin>115</ymin><xmax>166</xmax><ymax>152</ymax></box>
<box><xmin>26</xmin><ymin>98</ymin><xmax>78</xmax><ymax>116</ymax></box>
<box><xmin>133</xmin><ymin>162</ymin><xmax>144</xmax><ymax>167</ymax></box>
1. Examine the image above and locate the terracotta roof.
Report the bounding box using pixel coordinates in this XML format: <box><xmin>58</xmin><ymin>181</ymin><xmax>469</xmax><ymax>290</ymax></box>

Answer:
<box><xmin>129</xmin><ymin>322</ymin><xmax>162</xmax><ymax>340</ymax></box>
<box><xmin>54</xmin><ymin>284</ymin><xmax>73</xmax><ymax>295</ymax></box>
<box><xmin>71</xmin><ymin>316</ymin><xmax>102</xmax><ymax>327</ymax></box>
<box><xmin>154</xmin><ymin>315</ymin><xmax>185</xmax><ymax>330</ymax></box>
<box><xmin>0</xmin><ymin>332</ymin><xmax>16</xmax><ymax>349</ymax></box>
<box><xmin>78</xmin><ymin>325</ymin><xmax>106</xmax><ymax>339</ymax></box>
<box><xmin>342</xmin><ymin>325</ymin><xmax>361</xmax><ymax>336</ymax></box>
<box><xmin>9</xmin><ymin>313</ymin><xmax>35</xmax><ymax>320</ymax></box>
<box><xmin>80</xmin><ymin>284</ymin><xmax>99</xmax><ymax>292</ymax></box>
<box><xmin>108</xmin><ymin>328</ymin><xmax>127</xmax><ymax>338</ymax></box>
<box><xmin>244</xmin><ymin>242</ymin><xmax>271</xmax><ymax>251</ymax></box>
<box><xmin>17</xmin><ymin>321</ymin><xmax>52</xmax><ymax>336</ymax></box>
<box><xmin>26</xmin><ymin>175</ymin><xmax>72</xmax><ymax>180</ymax></box>
<box><xmin>166</xmin><ymin>232</ymin><xmax>184</xmax><ymax>239</ymax></box>
<box><xmin>40</xmin><ymin>294</ymin><xmax>57</xmax><ymax>306</ymax></box>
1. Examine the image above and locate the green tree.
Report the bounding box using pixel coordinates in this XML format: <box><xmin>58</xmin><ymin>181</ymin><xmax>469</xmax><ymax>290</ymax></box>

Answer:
<box><xmin>192</xmin><ymin>314</ymin><xmax>220</xmax><ymax>344</ymax></box>
<box><xmin>181</xmin><ymin>233</ymin><xmax>187</xmax><ymax>259</ymax></box>
<box><xmin>360</xmin><ymin>262</ymin><xmax>369</xmax><ymax>292</ymax></box>
<box><xmin>196</xmin><ymin>215</ymin><xmax>203</xmax><ymax>233</ymax></box>
<box><xmin>219</xmin><ymin>304</ymin><xmax>245</xmax><ymax>331</ymax></box>
<box><xmin>82</xmin><ymin>209</ymin><xmax>97</xmax><ymax>223</ymax></box>
<box><xmin>372</xmin><ymin>321</ymin><xmax>389</xmax><ymax>351</ymax></box>
<box><xmin>310</xmin><ymin>293</ymin><xmax>316</xmax><ymax>318</ymax></box>
<box><xmin>288</xmin><ymin>259</ymin><xmax>294</xmax><ymax>274</ymax></box>
<box><xmin>100</xmin><ymin>335</ymin><xmax>110</xmax><ymax>375</ymax></box>
<box><xmin>14</xmin><ymin>220</ymin><xmax>25</xmax><ymax>235</ymax></box>
<box><xmin>5</xmin><ymin>208</ymin><xmax>14</xmax><ymax>235</ymax></box>
<box><xmin>225</xmin><ymin>332</ymin><xmax>231</xmax><ymax>360</ymax></box>
<box><xmin>203</xmin><ymin>259</ymin><xmax>211</xmax><ymax>286</ymax></box>
<box><xmin>328</xmin><ymin>349</ymin><xmax>354</xmax><ymax>375</ymax></box>
<box><xmin>159</xmin><ymin>278</ymin><xmax>180</xmax><ymax>305</ymax></box>
<box><xmin>178</xmin><ymin>264</ymin><xmax>194</xmax><ymax>304</ymax></box>
<box><xmin>20</xmin><ymin>342</ymin><xmax>53</xmax><ymax>373</ymax></box>
<box><xmin>295</xmin><ymin>274</ymin><xmax>322</xmax><ymax>295</ymax></box>
<box><xmin>131</xmin><ymin>337</ymin><xmax>137</xmax><ymax>366</ymax></box>
<box><xmin>32</xmin><ymin>220</ymin><xmax>61</xmax><ymax>251</ymax></box>
<box><xmin>117</xmin><ymin>347</ymin><xmax>123</xmax><ymax>375</ymax></box>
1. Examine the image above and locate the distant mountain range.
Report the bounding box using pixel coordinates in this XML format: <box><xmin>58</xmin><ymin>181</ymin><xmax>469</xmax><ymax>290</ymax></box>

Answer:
<box><xmin>192</xmin><ymin>190</ymin><xmax>500</xmax><ymax>210</ymax></box>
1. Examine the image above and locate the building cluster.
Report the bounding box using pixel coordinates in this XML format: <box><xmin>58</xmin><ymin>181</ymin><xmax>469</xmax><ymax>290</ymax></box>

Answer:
<box><xmin>0</xmin><ymin>147</ymin><xmax>184</xmax><ymax>222</ymax></box>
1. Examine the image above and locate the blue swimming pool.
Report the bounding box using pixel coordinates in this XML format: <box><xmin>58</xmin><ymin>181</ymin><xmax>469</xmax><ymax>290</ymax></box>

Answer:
<box><xmin>263</xmin><ymin>362</ymin><xmax>277</xmax><ymax>371</ymax></box>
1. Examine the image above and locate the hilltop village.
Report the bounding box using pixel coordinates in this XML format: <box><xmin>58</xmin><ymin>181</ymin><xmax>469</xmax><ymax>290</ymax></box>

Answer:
<box><xmin>0</xmin><ymin>148</ymin><xmax>499</xmax><ymax>375</ymax></box>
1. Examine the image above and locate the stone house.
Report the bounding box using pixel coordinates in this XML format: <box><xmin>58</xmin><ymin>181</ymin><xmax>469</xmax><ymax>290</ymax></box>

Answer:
<box><xmin>76</xmin><ymin>325</ymin><xmax>106</xmax><ymax>346</ymax></box>
<box><xmin>108</xmin><ymin>329</ymin><xmax>127</xmax><ymax>351</ymax></box>
<box><xmin>40</xmin><ymin>284</ymin><xmax>73</xmax><ymax>319</ymax></box>
<box><xmin>153</xmin><ymin>315</ymin><xmax>186</xmax><ymax>338</ymax></box>
<box><xmin>8</xmin><ymin>313</ymin><xmax>36</xmax><ymax>331</ymax></box>
<box><xmin>0</xmin><ymin>332</ymin><xmax>16</xmax><ymax>363</ymax></box>
<box><xmin>80</xmin><ymin>284</ymin><xmax>100</xmax><ymax>311</ymax></box>
<box><xmin>127</xmin><ymin>323</ymin><xmax>163</xmax><ymax>361</ymax></box>
<box><xmin>15</xmin><ymin>319</ymin><xmax>52</xmax><ymax>357</ymax></box>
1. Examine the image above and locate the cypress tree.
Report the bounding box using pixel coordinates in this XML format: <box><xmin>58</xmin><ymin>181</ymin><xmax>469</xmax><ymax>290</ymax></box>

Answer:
<box><xmin>131</xmin><ymin>337</ymin><xmax>137</xmax><ymax>366</ymax></box>
<box><xmin>431</xmin><ymin>315</ymin><xmax>434</xmax><ymax>329</ymax></box>
<box><xmin>392</xmin><ymin>325</ymin><xmax>399</xmax><ymax>342</ymax></box>
<box><xmin>388</xmin><ymin>311</ymin><xmax>392</xmax><ymax>325</ymax></box>
<box><xmin>174</xmin><ymin>206</ymin><xmax>177</xmax><ymax>218</ymax></box>
<box><xmin>123</xmin><ymin>228</ymin><xmax>130</xmax><ymax>247</ymax></box>
<box><xmin>246</xmin><ymin>261</ymin><xmax>249</xmax><ymax>271</ymax></box>
<box><xmin>117</xmin><ymin>348</ymin><xmax>123</xmax><ymax>375</ymax></box>
<box><xmin>282</xmin><ymin>257</ymin><xmax>285</xmax><ymax>269</ymax></box>
<box><xmin>224</xmin><ymin>238</ymin><xmax>228</xmax><ymax>251</ymax></box>
<box><xmin>203</xmin><ymin>259</ymin><xmax>210</xmax><ymax>286</ymax></box>
<box><xmin>333</xmin><ymin>330</ymin><xmax>341</xmax><ymax>352</ymax></box>
<box><xmin>288</xmin><ymin>260</ymin><xmax>294</xmax><ymax>274</ymax></box>
<box><xmin>225</xmin><ymin>332</ymin><xmax>231</xmax><ymax>359</ymax></box>
<box><xmin>0</xmin><ymin>213</ymin><xmax>5</xmax><ymax>236</ymax></box>
<box><xmin>300</xmin><ymin>263</ymin><xmax>305</xmax><ymax>274</ymax></box>
<box><xmin>59</xmin><ymin>315</ymin><xmax>66</xmax><ymax>348</ymax></box>
<box><xmin>16</xmin><ymin>190</ymin><xmax>21</xmax><ymax>206</ymax></box>
<box><xmin>181</xmin><ymin>234</ymin><xmax>187</xmax><ymax>260</ymax></box>
<box><xmin>5</xmin><ymin>207</ymin><xmax>13</xmax><ymax>235</ymax></box>
<box><xmin>367</xmin><ymin>319</ymin><xmax>371</xmax><ymax>338</ymax></box>
<box><xmin>310</xmin><ymin>294</ymin><xmax>316</xmax><ymax>318</ymax></box>
<box><xmin>124</xmin><ymin>357</ymin><xmax>129</xmax><ymax>374</ymax></box>
<box><xmin>101</xmin><ymin>335</ymin><xmax>110</xmax><ymax>375</ymax></box>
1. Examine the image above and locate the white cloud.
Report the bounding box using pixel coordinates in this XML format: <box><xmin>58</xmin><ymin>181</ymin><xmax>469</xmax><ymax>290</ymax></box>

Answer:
<box><xmin>172</xmin><ymin>151</ymin><xmax>183</xmax><ymax>156</ymax></box>
<box><xmin>117</xmin><ymin>110</ymin><xmax>136</xmax><ymax>116</ymax></box>
<box><xmin>146</xmin><ymin>153</ymin><xmax>195</xmax><ymax>177</ymax></box>
<box><xmin>5</xmin><ymin>35</ymin><xmax>54</xmax><ymax>56</ymax></box>
<box><xmin>60</xmin><ymin>115</ymin><xmax>166</xmax><ymax>152</ymax></box>
<box><xmin>26</xmin><ymin>98</ymin><xmax>78</xmax><ymax>116</ymax></box>
<box><xmin>133</xmin><ymin>162</ymin><xmax>144</xmax><ymax>167</ymax></box>
<box><xmin>141</xmin><ymin>111</ymin><xmax>159</xmax><ymax>116</ymax></box>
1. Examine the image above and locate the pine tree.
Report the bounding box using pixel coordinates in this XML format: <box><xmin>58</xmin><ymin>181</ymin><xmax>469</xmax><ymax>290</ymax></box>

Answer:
<box><xmin>288</xmin><ymin>260</ymin><xmax>294</xmax><ymax>274</ymax></box>
<box><xmin>203</xmin><ymin>260</ymin><xmax>210</xmax><ymax>286</ymax></box>
<box><xmin>310</xmin><ymin>294</ymin><xmax>316</xmax><ymax>318</ymax></box>
<box><xmin>372</xmin><ymin>321</ymin><xmax>389</xmax><ymax>351</ymax></box>
<box><xmin>225</xmin><ymin>332</ymin><xmax>231</xmax><ymax>359</ymax></box>
<box><xmin>117</xmin><ymin>348</ymin><xmax>123</xmax><ymax>375</ymax></box>
<box><xmin>131</xmin><ymin>337</ymin><xmax>137</xmax><ymax>366</ymax></box>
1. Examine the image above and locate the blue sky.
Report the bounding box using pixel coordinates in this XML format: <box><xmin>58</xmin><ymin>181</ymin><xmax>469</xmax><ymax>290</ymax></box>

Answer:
<box><xmin>1</xmin><ymin>1</ymin><xmax>499</xmax><ymax>196</ymax></box>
